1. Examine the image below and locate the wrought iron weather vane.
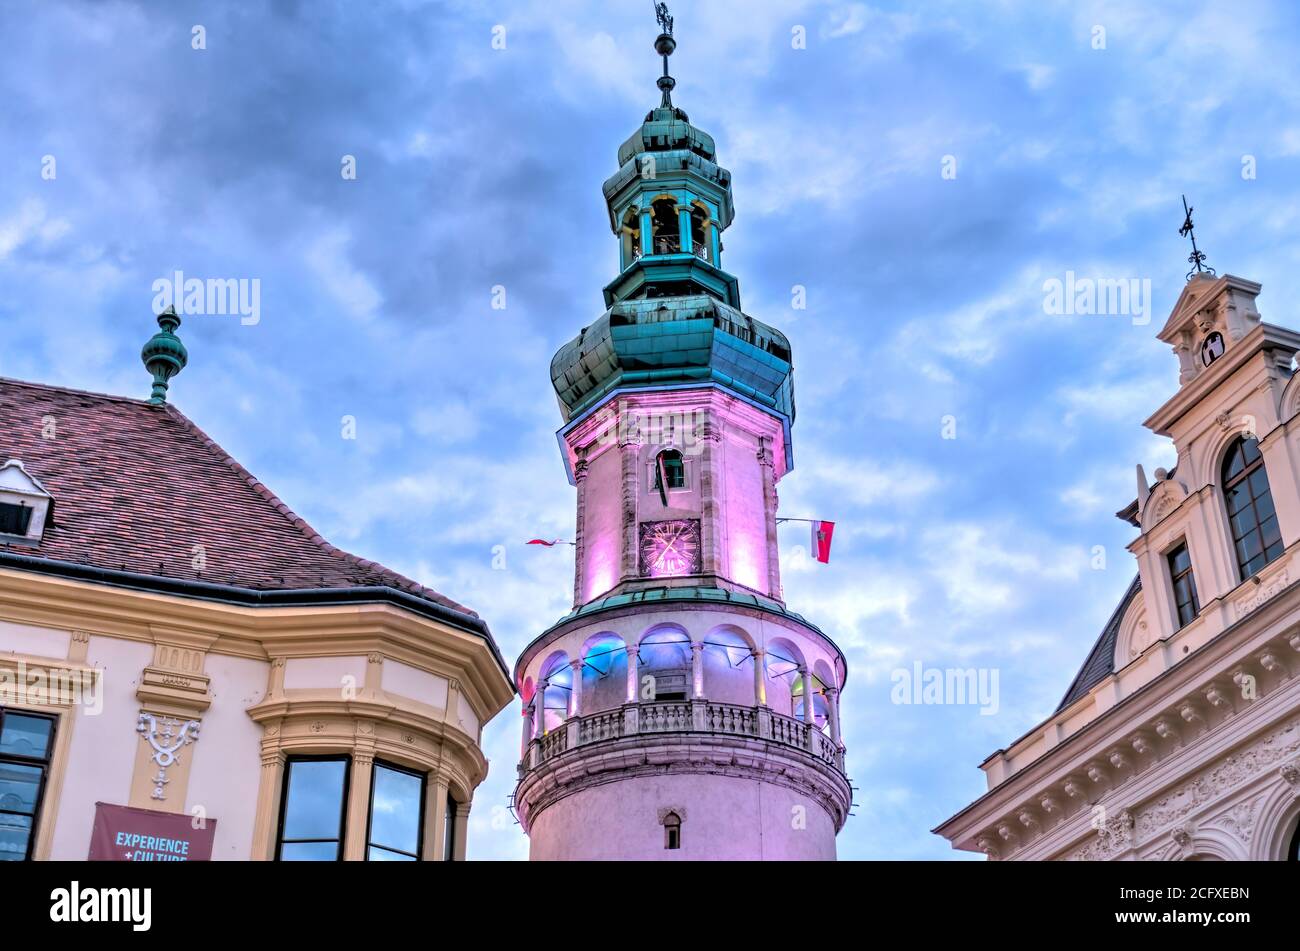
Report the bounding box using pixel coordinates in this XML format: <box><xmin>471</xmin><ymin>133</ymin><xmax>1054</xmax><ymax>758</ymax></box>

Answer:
<box><xmin>1179</xmin><ymin>194</ymin><xmax>1215</xmax><ymax>280</ymax></box>
<box><xmin>652</xmin><ymin>2</ymin><xmax>677</xmax><ymax>107</ymax></box>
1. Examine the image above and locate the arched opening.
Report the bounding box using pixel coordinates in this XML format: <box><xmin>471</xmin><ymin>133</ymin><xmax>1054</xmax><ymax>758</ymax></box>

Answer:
<box><xmin>663</xmin><ymin>811</ymin><xmax>682</xmax><ymax>850</ymax></box>
<box><xmin>653</xmin><ymin>448</ymin><xmax>686</xmax><ymax>492</ymax></box>
<box><xmin>1222</xmin><ymin>436</ymin><xmax>1283</xmax><ymax>579</ymax></box>
<box><xmin>1290</xmin><ymin>816</ymin><xmax>1300</xmax><ymax>861</ymax></box>
<box><xmin>638</xmin><ymin>625</ymin><xmax>691</xmax><ymax>702</ymax></box>
<box><xmin>650</xmin><ymin>198</ymin><xmax>681</xmax><ymax>255</ymax></box>
<box><xmin>581</xmin><ymin>632</ymin><xmax>628</xmax><ymax>714</ymax></box>
<box><xmin>621</xmin><ymin>208</ymin><xmax>642</xmax><ymax>268</ymax></box>
<box><xmin>701</xmin><ymin>625</ymin><xmax>755</xmax><ymax>706</ymax></box>
<box><xmin>690</xmin><ymin>204</ymin><xmax>710</xmax><ymax>262</ymax></box>
<box><xmin>764</xmin><ymin>637</ymin><xmax>806</xmax><ymax>719</ymax></box>
<box><xmin>537</xmin><ymin>651</ymin><xmax>572</xmax><ymax>735</ymax></box>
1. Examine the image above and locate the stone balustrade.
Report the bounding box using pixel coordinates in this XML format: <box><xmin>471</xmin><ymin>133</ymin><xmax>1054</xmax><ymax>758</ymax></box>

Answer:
<box><xmin>522</xmin><ymin>699</ymin><xmax>847</xmax><ymax>775</ymax></box>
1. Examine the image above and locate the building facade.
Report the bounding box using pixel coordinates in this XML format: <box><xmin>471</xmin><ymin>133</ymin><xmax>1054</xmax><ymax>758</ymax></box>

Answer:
<box><xmin>511</xmin><ymin>23</ymin><xmax>851</xmax><ymax>861</ymax></box>
<box><xmin>0</xmin><ymin>315</ymin><xmax>513</xmax><ymax>861</ymax></box>
<box><xmin>937</xmin><ymin>271</ymin><xmax>1300</xmax><ymax>861</ymax></box>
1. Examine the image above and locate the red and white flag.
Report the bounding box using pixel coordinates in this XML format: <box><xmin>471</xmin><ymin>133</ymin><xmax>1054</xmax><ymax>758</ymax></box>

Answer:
<box><xmin>811</xmin><ymin>521</ymin><xmax>835</xmax><ymax>564</ymax></box>
<box><xmin>526</xmin><ymin>539</ymin><xmax>573</xmax><ymax>547</ymax></box>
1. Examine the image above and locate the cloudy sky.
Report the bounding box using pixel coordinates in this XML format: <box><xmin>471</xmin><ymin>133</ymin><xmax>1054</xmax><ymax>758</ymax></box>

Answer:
<box><xmin>4</xmin><ymin>0</ymin><xmax>1300</xmax><ymax>859</ymax></box>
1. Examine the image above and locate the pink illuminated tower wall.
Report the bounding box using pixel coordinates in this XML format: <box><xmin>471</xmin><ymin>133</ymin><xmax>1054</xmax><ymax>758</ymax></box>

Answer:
<box><xmin>512</xmin><ymin>20</ymin><xmax>851</xmax><ymax>861</ymax></box>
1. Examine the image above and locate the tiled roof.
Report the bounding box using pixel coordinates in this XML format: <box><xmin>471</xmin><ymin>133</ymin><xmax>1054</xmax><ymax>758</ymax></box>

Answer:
<box><xmin>0</xmin><ymin>377</ymin><xmax>476</xmax><ymax>618</ymax></box>
<box><xmin>1055</xmin><ymin>574</ymin><xmax>1141</xmax><ymax>711</ymax></box>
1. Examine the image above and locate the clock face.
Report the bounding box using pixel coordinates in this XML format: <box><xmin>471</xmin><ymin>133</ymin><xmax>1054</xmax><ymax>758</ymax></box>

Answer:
<box><xmin>1200</xmin><ymin>331</ymin><xmax>1225</xmax><ymax>367</ymax></box>
<box><xmin>638</xmin><ymin>519</ymin><xmax>702</xmax><ymax>578</ymax></box>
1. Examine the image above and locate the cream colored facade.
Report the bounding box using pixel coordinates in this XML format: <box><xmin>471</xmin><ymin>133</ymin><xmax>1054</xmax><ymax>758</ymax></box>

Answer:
<box><xmin>0</xmin><ymin>565</ymin><xmax>513</xmax><ymax>860</ymax></box>
<box><xmin>937</xmin><ymin>272</ymin><xmax>1300</xmax><ymax>861</ymax></box>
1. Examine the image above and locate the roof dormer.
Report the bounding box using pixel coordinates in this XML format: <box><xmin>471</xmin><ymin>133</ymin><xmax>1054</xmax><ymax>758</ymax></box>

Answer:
<box><xmin>1157</xmin><ymin>273</ymin><xmax>1263</xmax><ymax>387</ymax></box>
<box><xmin>0</xmin><ymin>459</ymin><xmax>54</xmax><ymax>544</ymax></box>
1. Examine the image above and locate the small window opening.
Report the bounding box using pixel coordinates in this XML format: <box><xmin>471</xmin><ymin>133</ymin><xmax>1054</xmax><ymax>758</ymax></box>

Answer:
<box><xmin>0</xmin><ymin>502</ymin><xmax>32</xmax><ymax>536</ymax></box>
<box><xmin>663</xmin><ymin>812</ymin><xmax>681</xmax><ymax>850</ymax></box>
<box><xmin>622</xmin><ymin>209</ymin><xmax>642</xmax><ymax>267</ymax></box>
<box><xmin>654</xmin><ymin>449</ymin><xmax>686</xmax><ymax>492</ymax></box>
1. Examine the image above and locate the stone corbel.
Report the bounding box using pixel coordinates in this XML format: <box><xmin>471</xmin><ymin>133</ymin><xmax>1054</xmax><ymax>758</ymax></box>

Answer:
<box><xmin>975</xmin><ymin>834</ymin><xmax>1000</xmax><ymax>860</ymax></box>
<box><xmin>1257</xmin><ymin>648</ymin><xmax>1290</xmax><ymax>679</ymax></box>
<box><xmin>1153</xmin><ymin>716</ymin><xmax>1181</xmax><ymax>747</ymax></box>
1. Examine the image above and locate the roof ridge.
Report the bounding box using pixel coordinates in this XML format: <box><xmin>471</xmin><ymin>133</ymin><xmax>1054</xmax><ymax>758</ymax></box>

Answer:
<box><xmin>159</xmin><ymin>402</ymin><xmax>477</xmax><ymax>618</ymax></box>
<box><xmin>0</xmin><ymin>376</ymin><xmax>152</xmax><ymax>406</ymax></box>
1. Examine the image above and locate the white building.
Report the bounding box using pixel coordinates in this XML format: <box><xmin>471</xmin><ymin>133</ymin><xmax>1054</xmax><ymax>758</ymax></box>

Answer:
<box><xmin>937</xmin><ymin>271</ymin><xmax>1300</xmax><ymax>861</ymax></box>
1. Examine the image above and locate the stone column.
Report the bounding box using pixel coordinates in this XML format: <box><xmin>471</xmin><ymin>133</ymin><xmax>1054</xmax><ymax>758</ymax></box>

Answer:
<box><xmin>534</xmin><ymin>688</ymin><xmax>547</xmax><ymax>739</ymax></box>
<box><xmin>569</xmin><ymin>658</ymin><xmax>584</xmax><ymax>717</ymax></box>
<box><xmin>826</xmin><ymin>687</ymin><xmax>842</xmax><ymax>747</ymax></box>
<box><xmin>677</xmin><ymin>203</ymin><xmax>691</xmax><ymax>253</ymax></box>
<box><xmin>424</xmin><ymin>776</ymin><xmax>450</xmax><ymax>861</ymax></box>
<box><xmin>572</xmin><ymin>457</ymin><xmax>589</xmax><ymax>607</ymax></box>
<box><xmin>691</xmin><ymin>642</ymin><xmax>704</xmax><ymax>698</ymax></box>
<box><xmin>752</xmin><ymin>649</ymin><xmax>767</xmax><ymax>706</ymax></box>
<box><xmin>626</xmin><ymin>644</ymin><xmax>639</xmax><ymax>703</ymax></box>
<box><xmin>698</xmin><ymin>421</ymin><xmax>722</xmax><ymax>577</ymax></box>
<box><xmin>452</xmin><ymin>801</ymin><xmax>470</xmax><ymax>861</ymax></box>
<box><xmin>520</xmin><ymin>705</ymin><xmax>533</xmax><ymax>760</ymax></box>
<box><xmin>758</xmin><ymin>439</ymin><xmax>782</xmax><ymax>600</ymax></box>
<box><xmin>800</xmin><ymin>668</ymin><xmax>816</xmax><ymax>725</ymax></box>
<box><xmin>620</xmin><ymin>430</ymin><xmax>641</xmax><ymax>582</ymax></box>
<box><xmin>343</xmin><ymin>749</ymin><xmax>375</xmax><ymax>861</ymax></box>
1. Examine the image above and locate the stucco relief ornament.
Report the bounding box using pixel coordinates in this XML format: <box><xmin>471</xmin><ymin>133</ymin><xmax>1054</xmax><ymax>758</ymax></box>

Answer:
<box><xmin>136</xmin><ymin>713</ymin><xmax>200</xmax><ymax>801</ymax></box>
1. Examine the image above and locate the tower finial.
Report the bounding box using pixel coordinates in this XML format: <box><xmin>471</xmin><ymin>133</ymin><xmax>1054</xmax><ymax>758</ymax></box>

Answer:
<box><xmin>653</xmin><ymin>2</ymin><xmax>677</xmax><ymax>108</ymax></box>
<box><xmin>141</xmin><ymin>305</ymin><xmax>188</xmax><ymax>404</ymax></box>
<box><xmin>1178</xmin><ymin>194</ymin><xmax>1215</xmax><ymax>281</ymax></box>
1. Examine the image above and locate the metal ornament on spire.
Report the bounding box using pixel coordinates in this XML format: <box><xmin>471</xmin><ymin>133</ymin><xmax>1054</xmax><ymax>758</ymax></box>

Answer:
<box><xmin>652</xmin><ymin>2</ymin><xmax>677</xmax><ymax>107</ymax></box>
<box><xmin>1179</xmin><ymin>194</ymin><xmax>1215</xmax><ymax>281</ymax></box>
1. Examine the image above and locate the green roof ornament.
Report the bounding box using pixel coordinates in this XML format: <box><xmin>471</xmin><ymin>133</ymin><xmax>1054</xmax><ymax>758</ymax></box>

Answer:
<box><xmin>141</xmin><ymin>306</ymin><xmax>188</xmax><ymax>404</ymax></box>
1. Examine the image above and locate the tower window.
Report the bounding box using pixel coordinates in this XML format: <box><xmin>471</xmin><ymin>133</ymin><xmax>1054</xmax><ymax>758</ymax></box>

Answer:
<box><xmin>622</xmin><ymin>209</ymin><xmax>642</xmax><ymax>268</ymax></box>
<box><xmin>651</xmin><ymin>198</ymin><xmax>680</xmax><ymax>254</ymax></box>
<box><xmin>690</xmin><ymin>205</ymin><xmax>710</xmax><ymax>262</ymax></box>
<box><xmin>1166</xmin><ymin>541</ymin><xmax>1199</xmax><ymax>629</ymax></box>
<box><xmin>0</xmin><ymin>503</ymin><xmax>32</xmax><ymax>537</ymax></box>
<box><xmin>1222</xmin><ymin>436</ymin><xmax>1283</xmax><ymax>579</ymax></box>
<box><xmin>654</xmin><ymin>449</ymin><xmax>686</xmax><ymax>491</ymax></box>
<box><xmin>663</xmin><ymin>811</ymin><xmax>681</xmax><ymax>850</ymax></box>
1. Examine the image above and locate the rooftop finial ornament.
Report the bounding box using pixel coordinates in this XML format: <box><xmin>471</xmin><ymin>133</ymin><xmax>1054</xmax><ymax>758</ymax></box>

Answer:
<box><xmin>141</xmin><ymin>306</ymin><xmax>188</xmax><ymax>404</ymax></box>
<box><xmin>1179</xmin><ymin>194</ymin><xmax>1215</xmax><ymax>281</ymax></box>
<box><xmin>653</xmin><ymin>1</ymin><xmax>677</xmax><ymax>107</ymax></box>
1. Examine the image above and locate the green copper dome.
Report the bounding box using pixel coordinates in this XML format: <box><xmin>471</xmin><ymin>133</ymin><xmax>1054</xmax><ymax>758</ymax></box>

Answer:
<box><xmin>550</xmin><ymin>294</ymin><xmax>794</xmax><ymax>424</ymax></box>
<box><xmin>616</xmin><ymin>105</ymin><xmax>716</xmax><ymax>167</ymax></box>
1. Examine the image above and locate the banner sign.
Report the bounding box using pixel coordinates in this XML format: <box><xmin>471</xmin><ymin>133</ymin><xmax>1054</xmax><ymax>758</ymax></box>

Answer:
<box><xmin>87</xmin><ymin>802</ymin><xmax>216</xmax><ymax>862</ymax></box>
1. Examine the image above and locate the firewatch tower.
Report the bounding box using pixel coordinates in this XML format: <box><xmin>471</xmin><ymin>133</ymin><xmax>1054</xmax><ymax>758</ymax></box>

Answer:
<box><xmin>512</xmin><ymin>9</ymin><xmax>851</xmax><ymax>860</ymax></box>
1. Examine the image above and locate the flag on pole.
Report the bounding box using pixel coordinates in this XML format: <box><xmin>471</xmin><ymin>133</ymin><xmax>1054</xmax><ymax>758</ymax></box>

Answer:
<box><xmin>811</xmin><ymin>521</ymin><xmax>835</xmax><ymax>564</ymax></box>
<box><xmin>526</xmin><ymin>539</ymin><xmax>565</xmax><ymax>547</ymax></box>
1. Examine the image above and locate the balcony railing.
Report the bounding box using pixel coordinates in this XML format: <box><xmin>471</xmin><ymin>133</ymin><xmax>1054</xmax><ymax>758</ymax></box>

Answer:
<box><xmin>524</xmin><ymin>700</ymin><xmax>846</xmax><ymax>776</ymax></box>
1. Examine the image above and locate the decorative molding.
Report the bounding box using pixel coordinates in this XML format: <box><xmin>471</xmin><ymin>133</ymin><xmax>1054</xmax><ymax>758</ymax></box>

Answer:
<box><xmin>136</xmin><ymin>713</ymin><xmax>201</xmax><ymax>801</ymax></box>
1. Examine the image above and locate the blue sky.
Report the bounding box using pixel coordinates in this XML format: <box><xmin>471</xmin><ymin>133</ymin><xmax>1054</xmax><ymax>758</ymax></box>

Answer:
<box><xmin>3</xmin><ymin>0</ymin><xmax>1300</xmax><ymax>860</ymax></box>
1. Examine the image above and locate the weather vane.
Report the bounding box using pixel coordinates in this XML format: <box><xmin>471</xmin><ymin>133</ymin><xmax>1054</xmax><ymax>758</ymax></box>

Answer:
<box><xmin>651</xmin><ymin>2</ymin><xmax>677</xmax><ymax>107</ymax></box>
<box><xmin>654</xmin><ymin>1</ymin><xmax>674</xmax><ymax>35</ymax></box>
<box><xmin>1178</xmin><ymin>194</ymin><xmax>1215</xmax><ymax>280</ymax></box>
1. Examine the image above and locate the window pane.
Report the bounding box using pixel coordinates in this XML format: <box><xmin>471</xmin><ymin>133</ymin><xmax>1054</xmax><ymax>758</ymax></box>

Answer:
<box><xmin>369</xmin><ymin>765</ymin><xmax>422</xmax><ymax>856</ymax></box>
<box><xmin>0</xmin><ymin>762</ymin><xmax>42</xmax><ymax>814</ymax></box>
<box><xmin>367</xmin><ymin>845</ymin><xmax>417</xmax><ymax>861</ymax></box>
<box><xmin>0</xmin><ymin>715</ymin><xmax>52</xmax><ymax>759</ymax></box>
<box><xmin>1169</xmin><ymin>546</ymin><xmax>1190</xmax><ymax>575</ymax></box>
<box><xmin>279</xmin><ymin>840</ymin><xmax>339</xmax><ymax>861</ymax></box>
<box><xmin>0</xmin><ymin>812</ymin><xmax>32</xmax><ymax>861</ymax></box>
<box><xmin>1223</xmin><ymin>445</ymin><xmax>1245</xmax><ymax>480</ymax></box>
<box><xmin>1261</xmin><ymin>516</ymin><xmax>1282</xmax><ymax>549</ymax></box>
<box><xmin>1242</xmin><ymin>438</ymin><xmax>1262</xmax><ymax>465</ymax></box>
<box><xmin>1248</xmin><ymin>468</ymin><xmax>1270</xmax><ymax>499</ymax></box>
<box><xmin>1225</xmin><ymin>485</ymin><xmax>1249</xmax><ymax>516</ymax></box>
<box><xmin>282</xmin><ymin>760</ymin><xmax>346</xmax><ymax>841</ymax></box>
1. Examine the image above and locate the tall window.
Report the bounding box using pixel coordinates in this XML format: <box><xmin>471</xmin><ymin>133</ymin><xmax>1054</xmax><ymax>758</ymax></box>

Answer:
<box><xmin>1166</xmin><ymin>541</ymin><xmax>1200</xmax><ymax>629</ymax></box>
<box><xmin>663</xmin><ymin>812</ymin><xmax>682</xmax><ymax>850</ymax></box>
<box><xmin>1290</xmin><ymin>819</ymin><xmax>1300</xmax><ymax>861</ymax></box>
<box><xmin>0</xmin><ymin>709</ymin><xmax>56</xmax><ymax>861</ymax></box>
<box><xmin>366</xmin><ymin>762</ymin><xmax>425</xmax><ymax>861</ymax></box>
<box><xmin>444</xmin><ymin>792</ymin><xmax>457</xmax><ymax>861</ymax></box>
<box><xmin>654</xmin><ymin>449</ymin><xmax>686</xmax><ymax>492</ymax></box>
<box><xmin>1222</xmin><ymin>436</ymin><xmax>1283</xmax><ymax>579</ymax></box>
<box><xmin>276</xmin><ymin>756</ymin><xmax>349</xmax><ymax>861</ymax></box>
<box><xmin>651</xmin><ymin>198</ymin><xmax>680</xmax><ymax>254</ymax></box>
<box><xmin>690</xmin><ymin>205</ymin><xmax>710</xmax><ymax>261</ymax></box>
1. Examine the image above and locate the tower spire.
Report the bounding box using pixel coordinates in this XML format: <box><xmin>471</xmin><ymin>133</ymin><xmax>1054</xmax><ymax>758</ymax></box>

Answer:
<box><xmin>653</xmin><ymin>2</ymin><xmax>676</xmax><ymax>107</ymax></box>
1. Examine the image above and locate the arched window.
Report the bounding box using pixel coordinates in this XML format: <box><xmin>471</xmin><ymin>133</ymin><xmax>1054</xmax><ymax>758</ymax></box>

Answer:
<box><xmin>690</xmin><ymin>205</ymin><xmax>710</xmax><ymax>262</ymax></box>
<box><xmin>663</xmin><ymin>811</ymin><xmax>682</xmax><ymax>850</ymax></box>
<box><xmin>1290</xmin><ymin>817</ymin><xmax>1300</xmax><ymax>861</ymax></box>
<box><xmin>651</xmin><ymin>198</ymin><xmax>680</xmax><ymax>255</ymax></box>
<box><xmin>1222</xmin><ymin>436</ymin><xmax>1283</xmax><ymax>579</ymax></box>
<box><xmin>654</xmin><ymin>449</ymin><xmax>686</xmax><ymax>492</ymax></box>
<box><xmin>621</xmin><ymin>209</ymin><xmax>641</xmax><ymax>267</ymax></box>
